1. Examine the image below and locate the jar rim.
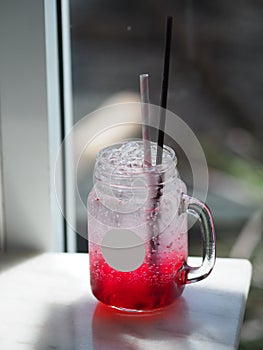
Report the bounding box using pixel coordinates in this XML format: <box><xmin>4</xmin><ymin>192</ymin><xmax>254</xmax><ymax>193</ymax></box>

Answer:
<box><xmin>95</xmin><ymin>141</ymin><xmax>177</xmax><ymax>177</ymax></box>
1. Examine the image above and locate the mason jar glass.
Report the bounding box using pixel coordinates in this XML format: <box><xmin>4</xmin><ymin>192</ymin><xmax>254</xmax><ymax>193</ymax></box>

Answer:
<box><xmin>88</xmin><ymin>141</ymin><xmax>215</xmax><ymax>312</ymax></box>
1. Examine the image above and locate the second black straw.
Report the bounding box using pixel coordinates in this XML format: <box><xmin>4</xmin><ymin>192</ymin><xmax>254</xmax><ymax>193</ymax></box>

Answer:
<box><xmin>156</xmin><ymin>16</ymin><xmax>173</xmax><ymax>165</ymax></box>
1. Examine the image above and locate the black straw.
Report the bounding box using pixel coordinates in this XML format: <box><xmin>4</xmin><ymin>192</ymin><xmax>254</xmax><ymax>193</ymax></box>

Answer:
<box><xmin>156</xmin><ymin>16</ymin><xmax>173</xmax><ymax>165</ymax></box>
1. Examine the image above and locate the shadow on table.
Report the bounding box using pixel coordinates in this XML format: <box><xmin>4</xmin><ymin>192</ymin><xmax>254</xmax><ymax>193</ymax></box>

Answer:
<box><xmin>92</xmin><ymin>297</ymin><xmax>192</xmax><ymax>350</ymax></box>
<box><xmin>34</xmin><ymin>297</ymin><xmax>96</xmax><ymax>350</ymax></box>
<box><xmin>0</xmin><ymin>253</ymin><xmax>39</xmax><ymax>273</ymax></box>
<box><xmin>35</xmin><ymin>296</ymin><xmax>192</xmax><ymax>350</ymax></box>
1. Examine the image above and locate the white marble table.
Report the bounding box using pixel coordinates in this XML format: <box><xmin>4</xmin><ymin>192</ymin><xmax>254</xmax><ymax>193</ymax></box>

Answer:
<box><xmin>0</xmin><ymin>253</ymin><xmax>252</xmax><ymax>350</ymax></box>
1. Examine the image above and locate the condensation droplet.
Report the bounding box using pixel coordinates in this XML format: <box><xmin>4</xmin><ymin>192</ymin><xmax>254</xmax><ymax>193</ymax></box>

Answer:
<box><xmin>166</xmin><ymin>242</ymin><xmax>173</xmax><ymax>249</ymax></box>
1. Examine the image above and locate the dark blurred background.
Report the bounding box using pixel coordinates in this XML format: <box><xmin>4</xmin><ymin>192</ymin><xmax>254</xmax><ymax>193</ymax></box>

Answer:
<box><xmin>69</xmin><ymin>1</ymin><xmax>263</xmax><ymax>348</ymax></box>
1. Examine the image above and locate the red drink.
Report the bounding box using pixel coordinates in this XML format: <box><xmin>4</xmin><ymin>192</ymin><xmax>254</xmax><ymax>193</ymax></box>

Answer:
<box><xmin>88</xmin><ymin>141</ymin><xmax>189</xmax><ymax>311</ymax></box>
<box><xmin>89</xmin><ymin>243</ymin><xmax>186</xmax><ymax>311</ymax></box>
<box><xmin>88</xmin><ymin>141</ymin><xmax>216</xmax><ymax>310</ymax></box>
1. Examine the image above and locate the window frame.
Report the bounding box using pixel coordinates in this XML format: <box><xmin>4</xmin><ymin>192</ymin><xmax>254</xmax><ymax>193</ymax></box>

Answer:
<box><xmin>0</xmin><ymin>0</ymin><xmax>76</xmax><ymax>252</ymax></box>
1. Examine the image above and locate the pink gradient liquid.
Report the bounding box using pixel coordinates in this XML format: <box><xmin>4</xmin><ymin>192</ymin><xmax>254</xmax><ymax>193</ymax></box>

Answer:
<box><xmin>88</xmin><ymin>141</ymin><xmax>188</xmax><ymax>311</ymax></box>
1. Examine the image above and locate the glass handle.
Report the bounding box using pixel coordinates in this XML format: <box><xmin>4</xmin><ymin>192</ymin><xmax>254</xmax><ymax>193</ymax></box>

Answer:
<box><xmin>181</xmin><ymin>193</ymin><xmax>216</xmax><ymax>284</ymax></box>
